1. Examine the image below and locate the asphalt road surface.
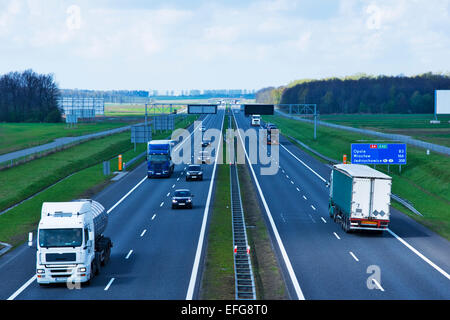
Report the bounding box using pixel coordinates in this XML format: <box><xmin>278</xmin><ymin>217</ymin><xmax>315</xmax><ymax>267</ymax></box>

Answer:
<box><xmin>0</xmin><ymin>109</ymin><xmax>224</xmax><ymax>300</ymax></box>
<box><xmin>232</xmin><ymin>107</ymin><xmax>450</xmax><ymax>300</ymax></box>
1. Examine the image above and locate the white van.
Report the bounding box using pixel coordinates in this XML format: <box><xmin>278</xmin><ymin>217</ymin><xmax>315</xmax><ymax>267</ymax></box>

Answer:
<box><xmin>251</xmin><ymin>115</ymin><xmax>261</xmax><ymax>126</ymax></box>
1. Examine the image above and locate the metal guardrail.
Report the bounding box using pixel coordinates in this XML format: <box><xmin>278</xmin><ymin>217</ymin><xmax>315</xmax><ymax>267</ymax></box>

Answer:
<box><xmin>284</xmin><ymin>134</ymin><xmax>424</xmax><ymax>217</ymax></box>
<box><xmin>275</xmin><ymin>109</ymin><xmax>450</xmax><ymax>156</ymax></box>
<box><xmin>230</xmin><ymin>163</ymin><xmax>256</xmax><ymax>300</ymax></box>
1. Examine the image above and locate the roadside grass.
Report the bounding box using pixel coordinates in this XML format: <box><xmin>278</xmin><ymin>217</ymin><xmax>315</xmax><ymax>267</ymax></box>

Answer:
<box><xmin>201</xmin><ymin>113</ymin><xmax>235</xmax><ymax>299</ymax></box>
<box><xmin>263</xmin><ymin>115</ymin><xmax>450</xmax><ymax>240</ymax></box>
<box><xmin>237</xmin><ymin>164</ymin><xmax>287</xmax><ymax>300</ymax></box>
<box><xmin>0</xmin><ymin>116</ymin><xmax>198</xmax><ymax>248</ymax></box>
<box><xmin>318</xmin><ymin>113</ymin><xmax>450</xmax><ymax>147</ymax></box>
<box><xmin>0</xmin><ymin>122</ymin><xmax>132</xmax><ymax>155</ymax></box>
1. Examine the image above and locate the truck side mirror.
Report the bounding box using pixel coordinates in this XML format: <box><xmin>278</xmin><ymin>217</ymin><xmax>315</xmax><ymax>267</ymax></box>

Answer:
<box><xmin>28</xmin><ymin>232</ymin><xmax>33</xmax><ymax>247</ymax></box>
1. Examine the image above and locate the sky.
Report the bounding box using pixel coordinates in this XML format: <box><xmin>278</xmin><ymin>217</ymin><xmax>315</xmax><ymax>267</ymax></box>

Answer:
<box><xmin>0</xmin><ymin>0</ymin><xmax>449</xmax><ymax>91</ymax></box>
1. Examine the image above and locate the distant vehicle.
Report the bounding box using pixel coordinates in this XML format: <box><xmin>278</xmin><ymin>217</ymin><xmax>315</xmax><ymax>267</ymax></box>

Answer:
<box><xmin>201</xmin><ymin>125</ymin><xmax>207</xmax><ymax>132</ymax></box>
<box><xmin>186</xmin><ymin>164</ymin><xmax>203</xmax><ymax>181</ymax></box>
<box><xmin>201</xmin><ymin>140</ymin><xmax>211</xmax><ymax>148</ymax></box>
<box><xmin>329</xmin><ymin>164</ymin><xmax>392</xmax><ymax>233</ymax></box>
<box><xmin>251</xmin><ymin>115</ymin><xmax>261</xmax><ymax>126</ymax></box>
<box><xmin>147</xmin><ymin>140</ymin><xmax>175</xmax><ymax>178</ymax></box>
<box><xmin>197</xmin><ymin>150</ymin><xmax>211</xmax><ymax>164</ymax></box>
<box><xmin>172</xmin><ymin>189</ymin><xmax>194</xmax><ymax>209</ymax></box>
<box><xmin>36</xmin><ymin>199</ymin><xmax>112</xmax><ymax>285</ymax></box>
<box><xmin>266</xmin><ymin>123</ymin><xmax>279</xmax><ymax>144</ymax></box>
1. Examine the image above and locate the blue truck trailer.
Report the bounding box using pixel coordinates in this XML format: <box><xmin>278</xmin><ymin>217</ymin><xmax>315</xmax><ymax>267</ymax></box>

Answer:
<box><xmin>147</xmin><ymin>140</ymin><xmax>175</xmax><ymax>178</ymax></box>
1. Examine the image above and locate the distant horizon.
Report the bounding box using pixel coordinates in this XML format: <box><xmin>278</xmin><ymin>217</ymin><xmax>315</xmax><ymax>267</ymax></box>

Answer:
<box><xmin>1</xmin><ymin>1</ymin><xmax>449</xmax><ymax>91</ymax></box>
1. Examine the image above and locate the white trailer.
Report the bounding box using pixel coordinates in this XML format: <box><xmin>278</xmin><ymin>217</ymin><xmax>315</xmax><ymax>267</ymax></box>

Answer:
<box><xmin>329</xmin><ymin>164</ymin><xmax>392</xmax><ymax>232</ymax></box>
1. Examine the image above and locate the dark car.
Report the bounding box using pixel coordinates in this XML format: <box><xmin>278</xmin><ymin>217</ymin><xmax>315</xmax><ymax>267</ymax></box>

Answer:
<box><xmin>172</xmin><ymin>189</ymin><xmax>194</xmax><ymax>209</ymax></box>
<box><xmin>201</xmin><ymin>140</ymin><xmax>211</xmax><ymax>148</ymax></box>
<box><xmin>186</xmin><ymin>164</ymin><xmax>203</xmax><ymax>181</ymax></box>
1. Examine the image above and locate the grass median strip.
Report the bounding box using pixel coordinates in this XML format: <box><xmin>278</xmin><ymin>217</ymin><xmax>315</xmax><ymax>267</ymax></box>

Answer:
<box><xmin>264</xmin><ymin>115</ymin><xmax>450</xmax><ymax>240</ymax></box>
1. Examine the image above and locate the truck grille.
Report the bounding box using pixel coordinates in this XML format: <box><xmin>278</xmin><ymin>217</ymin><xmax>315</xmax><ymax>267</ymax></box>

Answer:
<box><xmin>46</xmin><ymin>253</ymin><xmax>76</xmax><ymax>262</ymax></box>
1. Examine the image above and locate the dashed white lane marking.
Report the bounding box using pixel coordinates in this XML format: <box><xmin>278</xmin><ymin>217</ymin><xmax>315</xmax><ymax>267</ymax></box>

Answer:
<box><xmin>349</xmin><ymin>251</ymin><xmax>359</xmax><ymax>262</ymax></box>
<box><xmin>166</xmin><ymin>192</ymin><xmax>170</xmax><ymax>197</ymax></box>
<box><xmin>296</xmin><ymin>187</ymin><xmax>300</xmax><ymax>192</ymax></box>
<box><xmin>333</xmin><ymin>232</ymin><xmax>341</xmax><ymax>240</ymax></box>
<box><xmin>125</xmin><ymin>250</ymin><xmax>133</xmax><ymax>259</ymax></box>
<box><xmin>321</xmin><ymin>217</ymin><xmax>327</xmax><ymax>223</ymax></box>
<box><xmin>172</xmin><ymin>184</ymin><xmax>175</xmax><ymax>188</ymax></box>
<box><xmin>290</xmin><ymin>181</ymin><xmax>294</xmax><ymax>184</ymax></box>
<box><xmin>104</xmin><ymin>278</ymin><xmax>115</xmax><ymax>291</ymax></box>
<box><xmin>152</xmin><ymin>214</ymin><xmax>156</xmax><ymax>220</ymax></box>
<box><xmin>372</xmin><ymin>278</ymin><xmax>385</xmax><ymax>292</ymax></box>
<box><xmin>303</xmin><ymin>195</ymin><xmax>307</xmax><ymax>200</ymax></box>
<box><xmin>160</xmin><ymin>202</ymin><xmax>164</xmax><ymax>207</ymax></box>
<box><xmin>177</xmin><ymin>178</ymin><xmax>180</xmax><ymax>181</ymax></box>
<box><xmin>311</xmin><ymin>205</ymin><xmax>316</xmax><ymax>211</ymax></box>
<box><xmin>140</xmin><ymin>229</ymin><xmax>147</xmax><ymax>237</ymax></box>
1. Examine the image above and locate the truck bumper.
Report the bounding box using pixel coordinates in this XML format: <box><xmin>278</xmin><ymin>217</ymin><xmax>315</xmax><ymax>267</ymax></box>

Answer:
<box><xmin>350</xmin><ymin>218</ymin><xmax>389</xmax><ymax>231</ymax></box>
<box><xmin>36</xmin><ymin>265</ymin><xmax>90</xmax><ymax>284</ymax></box>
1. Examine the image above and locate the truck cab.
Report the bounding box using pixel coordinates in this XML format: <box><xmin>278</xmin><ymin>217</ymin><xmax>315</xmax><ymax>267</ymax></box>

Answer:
<box><xmin>147</xmin><ymin>140</ymin><xmax>175</xmax><ymax>178</ymax></box>
<box><xmin>251</xmin><ymin>115</ymin><xmax>261</xmax><ymax>126</ymax></box>
<box><xmin>36</xmin><ymin>200</ymin><xmax>111</xmax><ymax>285</ymax></box>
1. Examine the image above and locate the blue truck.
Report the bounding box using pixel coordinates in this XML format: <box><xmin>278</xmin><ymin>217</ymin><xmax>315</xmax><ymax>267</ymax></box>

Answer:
<box><xmin>147</xmin><ymin>140</ymin><xmax>175</xmax><ymax>178</ymax></box>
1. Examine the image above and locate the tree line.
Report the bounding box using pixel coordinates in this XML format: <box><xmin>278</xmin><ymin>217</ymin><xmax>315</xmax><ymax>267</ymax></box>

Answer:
<box><xmin>255</xmin><ymin>73</ymin><xmax>450</xmax><ymax>114</ymax></box>
<box><xmin>0</xmin><ymin>69</ymin><xmax>61</xmax><ymax>122</ymax></box>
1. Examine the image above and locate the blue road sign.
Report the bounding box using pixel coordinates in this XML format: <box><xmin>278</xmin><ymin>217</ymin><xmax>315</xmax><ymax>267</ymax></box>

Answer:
<box><xmin>351</xmin><ymin>143</ymin><xmax>407</xmax><ymax>165</ymax></box>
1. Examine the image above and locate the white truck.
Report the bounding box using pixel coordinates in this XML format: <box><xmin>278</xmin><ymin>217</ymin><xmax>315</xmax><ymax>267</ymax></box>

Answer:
<box><xmin>329</xmin><ymin>164</ymin><xmax>392</xmax><ymax>232</ymax></box>
<box><xmin>36</xmin><ymin>199</ymin><xmax>112</xmax><ymax>285</ymax></box>
<box><xmin>251</xmin><ymin>114</ymin><xmax>261</xmax><ymax>126</ymax></box>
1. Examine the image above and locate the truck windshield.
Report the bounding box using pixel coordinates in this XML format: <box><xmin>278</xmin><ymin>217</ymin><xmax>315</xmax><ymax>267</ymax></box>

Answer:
<box><xmin>149</xmin><ymin>154</ymin><xmax>169</xmax><ymax>162</ymax></box>
<box><xmin>39</xmin><ymin>228</ymin><xmax>83</xmax><ymax>248</ymax></box>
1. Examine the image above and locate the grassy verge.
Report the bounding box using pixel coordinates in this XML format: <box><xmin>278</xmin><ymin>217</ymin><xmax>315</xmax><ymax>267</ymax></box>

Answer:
<box><xmin>200</xmin><ymin>164</ymin><xmax>235</xmax><ymax>299</ymax></box>
<box><xmin>237</xmin><ymin>164</ymin><xmax>287</xmax><ymax>299</ymax></box>
<box><xmin>0</xmin><ymin>116</ymin><xmax>198</xmax><ymax>248</ymax></box>
<box><xmin>263</xmin><ymin>115</ymin><xmax>450</xmax><ymax>240</ymax></box>
<box><xmin>0</xmin><ymin>121</ymin><xmax>134</xmax><ymax>155</ymax></box>
<box><xmin>318</xmin><ymin>113</ymin><xmax>450</xmax><ymax>147</ymax></box>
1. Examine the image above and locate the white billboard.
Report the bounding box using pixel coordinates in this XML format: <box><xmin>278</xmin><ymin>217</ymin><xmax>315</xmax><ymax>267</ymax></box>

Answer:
<box><xmin>436</xmin><ymin>90</ymin><xmax>450</xmax><ymax>115</ymax></box>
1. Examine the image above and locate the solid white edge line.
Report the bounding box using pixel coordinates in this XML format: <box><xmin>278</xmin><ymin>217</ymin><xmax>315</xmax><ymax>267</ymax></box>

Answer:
<box><xmin>186</xmin><ymin>110</ymin><xmax>224</xmax><ymax>300</ymax></box>
<box><xmin>104</xmin><ymin>277</ymin><xmax>115</xmax><ymax>291</ymax></box>
<box><xmin>7</xmin><ymin>275</ymin><xmax>36</xmax><ymax>300</ymax></box>
<box><xmin>106</xmin><ymin>176</ymin><xmax>147</xmax><ymax>214</ymax></box>
<box><xmin>6</xmin><ymin>117</ymin><xmax>205</xmax><ymax>300</ymax></box>
<box><xmin>233</xmin><ymin>112</ymin><xmax>306</xmax><ymax>300</ymax></box>
<box><xmin>280</xmin><ymin>143</ymin><xmax>327</xmax><ymax>183</ymax></box>
<box><xmin>277</xmin><ymin>118</ymin><xmax>450</xmax><ymax>282</ymax></box>
<box><xmin>387</xmin><ymin>229</ymin><xmax>450</xmax><ymax>281</ymax></box>
<box><xmin>349</xmin><ymin>251</ymin><xmax>359</xmax><ymax>262</ymax></box>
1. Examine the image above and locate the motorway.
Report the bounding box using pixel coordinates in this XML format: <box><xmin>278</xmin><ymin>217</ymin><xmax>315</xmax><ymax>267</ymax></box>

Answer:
<box><xmin>0</xmin><ymin>108</ymin><xmax>224</xmax><ymax>300</ymax></box>
<box><xmin>1</xmin><ymin>104</ymin><xmax>449</xmax><ymax>300</ymax></box>
<box><xmin>232</xmin><ymin>107</ymin><xmax>450</xmax><ymax>300</ymax></box>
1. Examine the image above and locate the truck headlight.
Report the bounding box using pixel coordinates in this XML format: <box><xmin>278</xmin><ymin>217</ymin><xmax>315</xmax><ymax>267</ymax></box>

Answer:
<box><xmin>37</xmin><ymin>269</ymin><xmax>45</xmax><ymax>274</ymax></box>
<box><xmin>172</xmin><ymin>199</ymin><xmax>177</xmax><ymax>203</ymax></box>
<box><xmin>187</xmin><ymin>199</ymin><xmax>192</xmax><ymax>202</ymax></box>
<box><xmin>79</xmin><ymin>267</ymin><xmax>86</xmax><ymax>272</ymax></box>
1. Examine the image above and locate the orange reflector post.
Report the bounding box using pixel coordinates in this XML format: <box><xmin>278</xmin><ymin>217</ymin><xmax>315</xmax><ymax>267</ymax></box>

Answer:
<box><xmin>343</xmin><ymin>154</ymin><xmax>347</xmax><ymax>164</ymax></box>
<box><xmin>118</xmin><ymin>154</ymin><xmax>123</xmax><ymax>171</ymax></box>
<box><xmin>234</xmin><ymin>245</ymin><xmax>237</xmax><ymax>254</ymax></box>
